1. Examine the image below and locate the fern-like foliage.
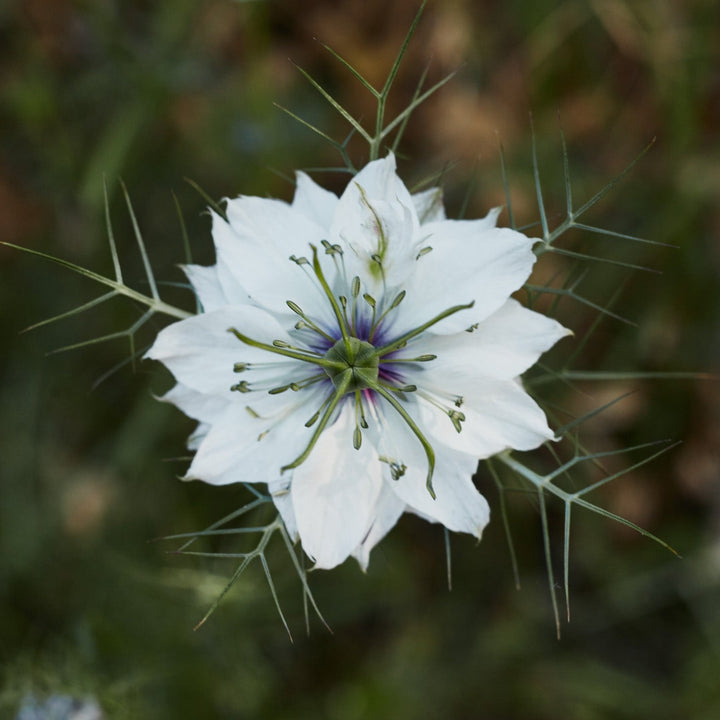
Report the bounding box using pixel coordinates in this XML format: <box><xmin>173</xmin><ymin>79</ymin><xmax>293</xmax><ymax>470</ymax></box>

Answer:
<box><xmin>275</xmin><ymin>0</ymin><xmax>453</xmax><ymax>171</ymax></box>
<box><xmin>5</xmin><ymin>181</ymin><xmax>192</xmax><ymax>348</ymax></box>
<box><xmin>158</xmin><ymin>485</ymin><xmax>329</xmax><ymax>640</ymax></box>
<box><xmin>486</xmin><ymin>128</ymin><xmax>685</xmax><ymax>636</ymax></box>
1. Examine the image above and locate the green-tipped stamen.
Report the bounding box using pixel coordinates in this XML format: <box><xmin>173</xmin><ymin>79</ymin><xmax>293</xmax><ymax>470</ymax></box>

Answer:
<box><xmin>282</xmin><ymin>370</ymin><xmax>352</xmax><ymax>473</ymax></box>
<box><xmin>311</xmin><ymin>246</ymin><xmax>354</xmax><ymax>357</ymax></box>
<box><xmin>228</xmin><ymin>327</ymin><xmax>344</xmax><ymax>372</ymax></box>
<box><xmin>286</xmin><ymin>300</ymin><xmax>335</xmax><ymax>343</ymax></box>
<box><xmin>377</xmin><ymin>301</ymin><xmax>475</xmax><ymax>357</ymax></box>
<box><xmin>375</xmin><ymin>385</ymin><xmax>436</xmax><ymax>498</ymax></box>
<box><xmin>227</xmin><ymin>286</ymin><xmax>476</xmax><ymax>502</ymax></box>
<box><xmin>380</xmin><ymin>354</ymin><xmax>436</xmax><ymax>364</ymax></box>
<box><xmin>369</xmin><ymin>289</ymin><xmax>406</xmax><ymax>342</ymax></box>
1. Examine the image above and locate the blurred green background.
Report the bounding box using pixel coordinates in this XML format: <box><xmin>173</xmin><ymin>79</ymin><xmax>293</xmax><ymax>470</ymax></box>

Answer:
<box><xmin>1</xmin><ymin>0</ymin><xmax>719</xmax><ymax>717</ymax></box>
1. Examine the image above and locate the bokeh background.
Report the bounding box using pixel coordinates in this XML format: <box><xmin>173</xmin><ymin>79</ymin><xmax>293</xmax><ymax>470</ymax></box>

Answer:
<box><xmin>1</xmin><ymin>0</ymin><xmax>719</xmax><ymax>717</ymax></box>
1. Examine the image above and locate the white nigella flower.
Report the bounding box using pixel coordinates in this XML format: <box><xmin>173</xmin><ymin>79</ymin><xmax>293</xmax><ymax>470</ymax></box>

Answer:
<box><xmin>147</xmin><ymin>154</ymin><xmax>570</xmax><ymax>570</ymax></box>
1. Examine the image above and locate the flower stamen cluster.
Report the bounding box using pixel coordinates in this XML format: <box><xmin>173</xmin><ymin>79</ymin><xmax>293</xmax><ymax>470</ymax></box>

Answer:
<box><xmin>228</xmin><ymin>243</ymin><xmax>475</xmax><ymax>498</ymax></box>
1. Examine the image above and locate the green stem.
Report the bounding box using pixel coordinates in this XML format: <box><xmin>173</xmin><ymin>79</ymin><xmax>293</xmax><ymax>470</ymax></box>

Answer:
<box><xmin>1</xmin><ymin>242</ymin><xmax>192</xmax><ymax>321</ymax></box>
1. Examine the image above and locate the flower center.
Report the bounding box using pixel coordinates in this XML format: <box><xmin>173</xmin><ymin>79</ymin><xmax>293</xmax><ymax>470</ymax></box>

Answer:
<box><xmin>227</xmin><ymin>243</ymin><xmax>476</xmax><ymax>499</ymax></box>
<box><xmin>323</xmin><ymin>337</ymin><xmax>379</xmax><ymax>392</ymax></box>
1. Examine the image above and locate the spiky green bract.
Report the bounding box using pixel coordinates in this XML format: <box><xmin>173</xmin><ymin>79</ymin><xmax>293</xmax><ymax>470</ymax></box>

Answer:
<box><xmin>2</xmin><ymin>182</ymin><xmax>191</xmax><ymax>367</ymax></box>
<box><xmin>277</xmin><ymin>0</ymin><xmax>455</xmax><ymax>169</ymax></box>
<box><xmin>490</xmin><ymin>130</ymin><xmax>689</xmax><ymax>636</ymax></box>
<box><xmin>157</xmin><ymin>486</ymin><xmax>329</xmax><ymax>639</ymax></box>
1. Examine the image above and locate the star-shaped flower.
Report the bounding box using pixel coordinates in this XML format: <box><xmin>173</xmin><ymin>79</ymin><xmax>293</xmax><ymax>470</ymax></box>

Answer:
<box><xmin>147</xmin><ymin>154</ymin><xmax>570</xmax><ymax>570</ymax></box>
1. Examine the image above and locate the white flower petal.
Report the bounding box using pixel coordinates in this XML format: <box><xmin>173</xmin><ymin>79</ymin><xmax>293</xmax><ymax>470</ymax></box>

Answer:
<box><xmin>187</xmin><ymin>422</ymin><xmax>210</xmax><ymax>451</ymax></box>
<box><xmin>212</xmin><ymin>207</ymin><xmax>333</xmax><ymax>324</ymax></box>
<box><xmin>390</xmin><ymin>222</ymin><xmax>535</xmax><ymax>335</ymax></box>
<box><xmin>160</xmin><ymin>384</ymin><xmax>229</xmax><ymax>424</ymax></box>
<box><xmin>340</xmin><ymin>199</ymin><xmax>420</xmax><ymax>293</ymax></box>
<box><xmin>339</xmin><ymin>153</ymin><xmax>414</xmax><ymax>209</ymax></box>
<box><xmin>183</xmin><ymin>402</ymin><xmax>265</xmax><ymax>483</ymax></box>
<box><xmin>330</xmin><ymin>154</ymin><xmax>420</xmax><ymax>292</ymax></box>
<box><xmin>410</xmin><ymin>298</ymin><xmax>571</xmax><ymax>382</ymax></box>
<box><xmin>395</xmin><ymin>458</ymin><xmax>489</xmax><ymax>538</ymax></box>
<box><xmin>292</xmin><ymin>171</ymin><xmax>339</xmax><ymax>227</ymax></box>
<box><xmin>292</xmin><ymin>403</ymin><xmax>384</xmax><ymax>569</ymax></box>
<box><xmin>412</xmin><ymin>187</ymin><xmax>446</xmax><ymax>223</ymax></box>
<box><xmin>463</xmin><ymin>205</ymin><xmax>502</xmax><ymax>231</ymax></box>
<box><xmin>352</xmin><ymin>482</ymin><xmax>406</xmax><ymax>571</ymax></box>
<box><xmin>185</xmin><ymin>385</ymin><xmax>325</xmax><ymax>485</ymax></box>
<box><xmin>180</xmin><ymin>264</ymin><xmax>228</xmax><ymax>313</ymax></box>
<box><xmin>419</xmin><ymin>378</ymin><xmax>555</xmax><ymax>458</ymax></box>
<box><xmin>146</xmin><ymin>306</ymin><xmax>300</xmax><ymax>395</ymax></box>
<box><xmin>369</xmin><ymin>404</ymin><xmax>488</xmax><ymax>537</ymax></box>
<box><xmin>223</xmin><ymin>196</ymin><xmax>321</xmax><ymax>257</ymax></box>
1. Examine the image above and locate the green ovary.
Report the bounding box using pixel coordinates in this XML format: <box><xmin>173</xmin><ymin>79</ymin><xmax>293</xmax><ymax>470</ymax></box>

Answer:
<box><xmin>323</xmin><ymin>338</ymin><xmax>379</xmax><ymax>392</ymax></box>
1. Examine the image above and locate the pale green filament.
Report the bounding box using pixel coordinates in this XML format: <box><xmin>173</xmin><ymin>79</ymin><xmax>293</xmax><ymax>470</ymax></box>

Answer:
<box><xmin>375</xmin><ymin>385</ymin><xmax>437</xmax><ymax>498</ymax></box>
<box><xmin>376</xmin><ymin>301</ymin><xmax>475</xmax><ymax>357</ymax></box>
<box><xmin>286</xmin><ymin>300</ymin><xmax>334</xmax><ymax>343</ymax></box>
<box><xmin>356</xmin><ymin>184</ymin><xmax>388</xmax><ymax>272</ymax></box>
<box><xmin>311</xmin><ymin>245</ymin><xmax>353</xmax><ymax>356</ymax></box>
<box><xmin>281</xmin><ymin>370</ymin><xmax>352</xmax><ymax>474</ymax></box>
<box><xmin>228</xmin><ymin>327</ymin><xmax>345</xmax><ymax>373</ymax></box>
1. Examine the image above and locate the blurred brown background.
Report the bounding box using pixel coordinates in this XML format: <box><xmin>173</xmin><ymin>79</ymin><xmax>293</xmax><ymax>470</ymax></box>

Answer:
<box><xmin>1</xmin><ymin>0</ymin><xmax>719</xmax><ymax>718</ymax></box>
